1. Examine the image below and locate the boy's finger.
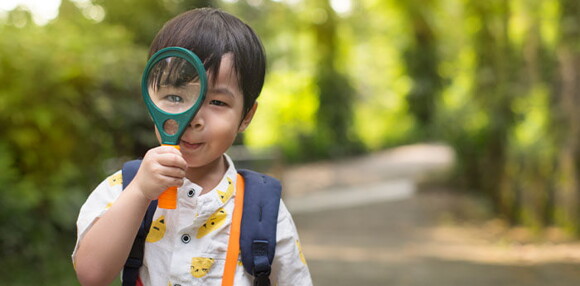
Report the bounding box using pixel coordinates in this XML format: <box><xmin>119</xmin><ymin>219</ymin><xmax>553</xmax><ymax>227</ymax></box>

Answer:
<box><xmin>158</xmin><ymin>166</ymin><xmax>186</xmax><ymax>179</ymax></box>
<box><xmin>157</xmin><ymin>153</ymin><xmax>187</xmax><ymax>170</ymax></box>
<box><xmin>156</xmin><ymin>145</ymin><xmax>183</xmax><ymax>155</ymax></box>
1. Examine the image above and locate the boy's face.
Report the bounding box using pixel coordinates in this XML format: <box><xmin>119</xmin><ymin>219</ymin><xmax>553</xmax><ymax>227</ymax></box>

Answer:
<box><xmin>155</xmin><ymin>53</ymin><xmax>256</xmax><ymax>169</ymax></box>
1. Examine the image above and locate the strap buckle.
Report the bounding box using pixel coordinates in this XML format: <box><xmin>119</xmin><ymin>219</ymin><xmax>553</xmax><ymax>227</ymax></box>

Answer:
<box><xmin>252</xmin><ymin>240</ymin><xmax>271</xmax><ymax>286</ymax></box>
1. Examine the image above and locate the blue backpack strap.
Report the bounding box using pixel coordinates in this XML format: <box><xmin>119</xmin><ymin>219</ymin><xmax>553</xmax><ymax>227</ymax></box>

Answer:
<box><xmin>238</xmin><ymin>169</ymin><xmax>282</xmax><ymax>286</ymax></box>
<box><xmin>121</xmin><ymin>160</ymin><xmax>158</xmax><ymax>286</ymax></box>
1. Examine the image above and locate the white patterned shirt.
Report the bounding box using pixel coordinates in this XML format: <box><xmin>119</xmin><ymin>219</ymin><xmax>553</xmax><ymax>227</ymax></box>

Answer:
<box><xmin>73</xmin><ymin>154</ymin><xmax>312</xmax><ymax>286</ymax></box>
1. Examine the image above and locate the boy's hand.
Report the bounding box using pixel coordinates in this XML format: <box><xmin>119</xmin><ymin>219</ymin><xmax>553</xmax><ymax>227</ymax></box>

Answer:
<box><xmin>130</xmin><ymin>146</ymin><xmax>187</xmax><ymax>201</ymax></box>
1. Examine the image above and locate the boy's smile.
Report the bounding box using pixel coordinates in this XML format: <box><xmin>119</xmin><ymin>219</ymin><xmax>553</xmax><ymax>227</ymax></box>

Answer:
<box><xmin>181</xmin><ymin>140</ymin><xmax>203</xmax><ymax>151</ymax></box>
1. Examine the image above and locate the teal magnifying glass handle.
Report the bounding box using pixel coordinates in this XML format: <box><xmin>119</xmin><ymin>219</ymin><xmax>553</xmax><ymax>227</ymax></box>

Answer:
<box><xmin>142</xmin><ymin>47</ymin><xmax>207</xmax><ymax>209</ymax></box>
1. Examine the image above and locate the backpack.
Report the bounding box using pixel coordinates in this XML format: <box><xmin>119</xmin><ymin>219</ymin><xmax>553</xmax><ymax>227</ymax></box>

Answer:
<box><xmin>120</xmin><ymin>160</ymin><xmax>281</xmax><ymax>286</ymax></box>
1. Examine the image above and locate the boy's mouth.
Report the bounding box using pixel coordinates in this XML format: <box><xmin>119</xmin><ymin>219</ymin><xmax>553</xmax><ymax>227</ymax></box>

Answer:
<box><xmin>181</xmin><ymin>140</ymin><xmax>203</xmax><ymax>150</ymax></box>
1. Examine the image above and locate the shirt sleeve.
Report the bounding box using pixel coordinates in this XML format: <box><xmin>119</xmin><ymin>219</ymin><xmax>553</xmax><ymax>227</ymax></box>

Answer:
<box><xmin>71</xmin><ymin>170</ymin><xmax>124</xmax><ymax>264</ymax></box>
<box><xmin>271</xmin><ymin>200</ymin><xmax>313</xmax><ymax>286</ymax></box>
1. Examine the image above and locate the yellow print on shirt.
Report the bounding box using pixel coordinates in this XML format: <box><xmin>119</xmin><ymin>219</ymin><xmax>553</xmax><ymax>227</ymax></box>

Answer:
<box><xmin>296</xmin><ymin>240</ymin><xmax>307</xmax><ymax>265</ymax></box>
<box><xmin>107</xmin><ymin>173</ymin><xmax>122</xmax><ymax>186</ymax></box>
<box><xmin>146</xmin><ymin>216</ymin><xmax>166</xmax><ymax>243</ymax></box>
<box><xmin>196</xmin><ymin>208</ymin><xmax>227</xmax><ymax>238</ymax></box>
<box><xmin>190</xmin><ymin>257</ymin><xmax>215</xmax><ymax>278</ymax></box>
<box><xmin>217</xmin><ymin>177</ymin><xmax>234</xmax><ymax>203</ymax></box>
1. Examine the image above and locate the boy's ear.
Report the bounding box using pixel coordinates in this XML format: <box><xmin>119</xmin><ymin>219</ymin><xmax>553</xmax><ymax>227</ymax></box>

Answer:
<box><xmin>238</xmin><ymin>102</ymin><xmax>258</xmax><ymax>132</ymax></box>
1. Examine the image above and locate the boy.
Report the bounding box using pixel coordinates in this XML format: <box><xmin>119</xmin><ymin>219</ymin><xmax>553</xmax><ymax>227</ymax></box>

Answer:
<box><xmin>73</xmin><ymin>8</ymin><xmax>312</xmax><ymax>286</ymax></box>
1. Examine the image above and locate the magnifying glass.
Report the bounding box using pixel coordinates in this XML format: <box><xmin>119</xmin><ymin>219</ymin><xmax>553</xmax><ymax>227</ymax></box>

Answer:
<box><xmin>142</xmin><ymin>47</ymin><xmax>207</xmax><ymax>209</ymax></box>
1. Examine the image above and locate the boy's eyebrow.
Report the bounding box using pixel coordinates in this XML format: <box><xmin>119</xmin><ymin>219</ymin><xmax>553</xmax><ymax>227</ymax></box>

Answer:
<box><xmin>209</xmin><ymin>87</ymin><xmax>236</xmax><ymax>98</ymax></box>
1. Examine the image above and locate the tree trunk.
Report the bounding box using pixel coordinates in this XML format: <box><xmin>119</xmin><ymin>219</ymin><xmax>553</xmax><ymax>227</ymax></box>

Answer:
<box><xmin>311</xmin><ymin>0</ymin><xmax>359</xmax><ymax>158</ymax></box>
<box><xmin>553</xmin><ymin>0</ymin><xmax>580</xmax><ymax>231</ymax></box>
<box><xmin>399</xmin><ymin>0</ymin><xmax>443</xmax><ymax>138</ymax></box>
<box><xmin>469</xmin><ymin>0</ymin><xmax>518</xmax><ymax>223</ymax></box>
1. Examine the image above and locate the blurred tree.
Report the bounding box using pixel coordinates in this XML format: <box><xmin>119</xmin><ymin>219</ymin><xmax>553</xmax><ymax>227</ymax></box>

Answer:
<box><xmin>308</xmin><ymin>0</ymin><xmax>362</xmax><ymax>159</ymax></box>
<box><xmin>0</xmin><ymin>0</ymin><xmax>147</xmax><ymax>282</ymax></box>
<box><xmin>507</xmin><ymin>0</ymin><xmax>558</xmax><ymax>230</ymax></box>
<box><xmin>461</xmin><ymin>0</ymin><xmax>520</xmax><ymax>223</ymax></box>
<box><xmin>91</xmin><ymin>0</ymin><xmax>216</xmax><ymax>46</ymax></box>
<box><xmin>398</xmin><ymin>0</ymin><xmax>443</xmax><ymax>138</ymax></box>
<box><xmin>552</xmin><ymin>0</ymin><xmax>580</xmax><ymax>233</ymax></box>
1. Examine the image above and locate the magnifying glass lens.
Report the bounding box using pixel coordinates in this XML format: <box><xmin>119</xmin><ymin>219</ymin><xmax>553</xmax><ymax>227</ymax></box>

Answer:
<box><xmin>147</xmin><ymin>57</ymin><xmax>201</xmax><ymax>116</ymax></box>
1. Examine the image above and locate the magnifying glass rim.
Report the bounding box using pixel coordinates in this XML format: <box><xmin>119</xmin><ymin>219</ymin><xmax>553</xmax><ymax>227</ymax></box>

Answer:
<box><xmin>141</xmin><ymin>47</ymin><xmax>207</xmax><ymax>145</ymax></box>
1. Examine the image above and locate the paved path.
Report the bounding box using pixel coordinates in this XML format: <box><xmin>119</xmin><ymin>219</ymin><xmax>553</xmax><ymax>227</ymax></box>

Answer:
<box><xmin>281</xmin><ymin>144</ymin><xmax>580</xmax><ymax>286</ymax></box>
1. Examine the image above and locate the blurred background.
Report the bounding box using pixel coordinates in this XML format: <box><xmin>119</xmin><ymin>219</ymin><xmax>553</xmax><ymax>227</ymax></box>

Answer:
<box><xmin>1</xmin><ymin>0</ymin><xmax>580</xmax><ymax>285</ymax></box>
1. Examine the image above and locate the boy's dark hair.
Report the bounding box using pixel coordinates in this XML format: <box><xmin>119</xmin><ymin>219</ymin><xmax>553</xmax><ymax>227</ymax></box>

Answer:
<box><xmin>149</xmin><ymin>8</ymin><xmax>266</xmax><ymax>118</ymax></box>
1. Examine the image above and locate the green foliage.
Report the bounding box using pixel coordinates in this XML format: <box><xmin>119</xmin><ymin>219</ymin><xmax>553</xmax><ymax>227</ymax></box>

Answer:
<box><xmin>397</xmin><ymin>0</ymin><xmax>444</xmax><ymax>138</ymax></box>
<box><xmin>245</xmin><ymin>71</ymin><xmax>319</xmax><ymax>157</ymax></box>
<box><xmin>0</xmin><ymin>3</ymin><xmax>149</xmax><ymax>283</ymax></box>
<box><xmin>93</xmin><ymin>0</ymin><xmax>186</xmax><ymax>46</ymax></box>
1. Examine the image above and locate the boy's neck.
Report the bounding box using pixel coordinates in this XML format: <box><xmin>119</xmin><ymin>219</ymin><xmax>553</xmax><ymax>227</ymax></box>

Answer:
<box><xmin>185</xmin><ymin>155</ymin><xmax>229</xmax><ymax>195</ymax></box>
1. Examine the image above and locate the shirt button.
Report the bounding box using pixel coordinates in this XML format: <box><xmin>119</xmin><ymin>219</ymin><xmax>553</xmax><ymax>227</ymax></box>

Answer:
<box><xmin>187</xmin><ymin>188</ymin><xmax>196</xmax><ymax>197</ymax></box>
<box><xmin>181</xmin><ymin>234</ymin><xmax>191</xmax><ymax>244</ymax></box>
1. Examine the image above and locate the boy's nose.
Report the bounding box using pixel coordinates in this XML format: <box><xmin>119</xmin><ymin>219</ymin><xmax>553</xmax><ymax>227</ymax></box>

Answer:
<box><xmin>189</xmin><ymin>114</ymin><xmax>204</xmax><ymax>129</ymax></box>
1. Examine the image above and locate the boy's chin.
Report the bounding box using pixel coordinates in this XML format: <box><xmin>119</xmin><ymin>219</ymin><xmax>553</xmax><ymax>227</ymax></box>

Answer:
<box><xmin>183</xmin><ymin>155</ymin><xmax>226</xmax><ymax>170</ymax></box>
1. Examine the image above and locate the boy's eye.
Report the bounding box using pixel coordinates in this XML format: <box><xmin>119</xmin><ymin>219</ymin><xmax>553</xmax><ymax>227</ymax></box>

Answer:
<box><xmin>165</xmin><ymin>94</ymin><xmax>184</xmax><ymax>103</ymax></box>
<box><xmin>210</xmin><ymin>100</ymin><xmax>227</xmax><ymax>106</ymax></box>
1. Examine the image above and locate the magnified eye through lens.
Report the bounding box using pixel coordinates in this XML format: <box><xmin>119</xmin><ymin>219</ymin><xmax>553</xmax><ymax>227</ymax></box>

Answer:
<box><xmin>147</xmin><ymin>56</ymin><xmax>201</xmax><ymax>115</ymax></box>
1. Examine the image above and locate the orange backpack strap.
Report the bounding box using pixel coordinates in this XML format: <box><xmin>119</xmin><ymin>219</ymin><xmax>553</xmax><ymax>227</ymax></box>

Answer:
<box><xmin>222</xmin><ymin>173</ymin><xmax>245</xmax><ymax>286</ymax></box>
